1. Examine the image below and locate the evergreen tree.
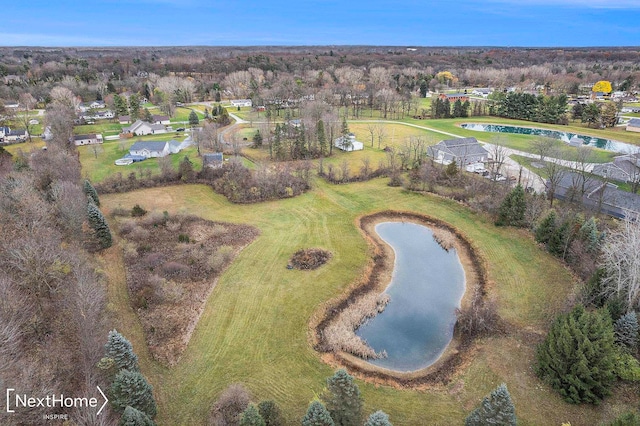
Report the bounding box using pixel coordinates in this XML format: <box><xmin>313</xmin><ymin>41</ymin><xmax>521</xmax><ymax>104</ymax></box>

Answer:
<box><xmin>547</xmin><ymin>220</ymin><xmax>570</xmax><ymax>257</ymax></box>
<box><xmin>317</xmin><ymin>119</ymin><xmax>327</xmax><ymax>156</ymax></box>
<box><xmin>114</xmin><ymin>94</ymin><xmax>128</xmax><ymax>116</ymax></box>
<box><xmin>252</xmin><ymin>130</ymin><xmax>263</xmax><ymax>148</ymax></box>
<box><xmin>579</xmin><ymin>216</ymin><xmax>601</xmax><ymax>253</ymax></box>
<box><xmin>535</xmin><ymin>210</ymin><xmax>557</xmax><ymax>245</ymax></box>
<box><xmin>614</xmin><ymin>312</ymin><xmax>639</xmax><ymax>352</ymax></box>
<box><xmin>83</xmin><ymin>179</ymin><xmax>100</xmax><ymax>206</ymax></box>
<box><xmin>302</xmin><ymin>401</ymin><xmax>334</xmax><ymax>426</ymax></box>
<box><xmin>364</xmin><ymin>410</ymin><xmax>392</xmax><ymax>426</ymax></box>
<box><xmin>465</xmin><ymin>384</ymin><xmax>516</xmax><ymax>426</ymax></box>
<box><xmin>110</xmin><ymin>370</ymin><xmax>157</xmax><ymax>418</ymax></box>
<box><xmin>461</xmin><ymin>100</ymin><xmax>470</xmax><ymax>118</ymax></box>
<box><xmin>87</xmin><ymin>203</ymin><xmax>112</xmax><ymax>249</ymax></box>
<box><xmin>129</xmin><ymin>94</ymin><xmax>141</xmax><ymax>121</ymax></box>
<box><xmin>419</xmin><ymin>80</ymin><xmax>428</xmax><ymax>98</ymax></box>
<box><xmin>189</xmin><ymin>110</ymin><xmax>200</xmax><ymax>126</ymax></box>
<box><xmin>179</xmin><ymin>156</ymin><xmax>195</xmax><ymax>182</ymax></box>
<box><xmin>536</xmin><ymin>306</ymin><xmax>617</xmax><ymax>404</ymax></box>
<box><xmin>143</xmin><ymin>83</ymin><xmax>152</xmax><ymax>102</ymax></box>
<box><xmin>496</xmin><ymin>184</ymin><xmax>526</xmax><ymax>227</ymax></box>
<box><xmin>341</xmin><ymin>117</ymin><xmax>349</xmax><ymax>137</ymax></box>
<box><xmin>120</xmin><ymin>405</ymin><xmax>155</xmax><ymax>426</ymax></box>
<box><xmin>452</xmin><ymin>99</ymin><xmax>464</xmax><ymax>118</ymax></box>
<box><xmin>321</xmin><ymin>369</ymin><xmax>362</xmax><ymax>426</ymax></box>
<box><xmin>105</xmin><ymin>329</ymin><xmax>139</xmax><ymax>372</ymax></box>
<box><xmin>143</xmin><ymin>108</ymin><xmax>154</xmax><ymax>123</ymax></box>
<box><xmin>240</xmin><ymin>403</ymin><xmax>266</xmax><ymax>426</ymax></box>
<box><xmin>258</xmin><ymin>400</ymin><xmax>283</xmax><ymax>426</ymax></box>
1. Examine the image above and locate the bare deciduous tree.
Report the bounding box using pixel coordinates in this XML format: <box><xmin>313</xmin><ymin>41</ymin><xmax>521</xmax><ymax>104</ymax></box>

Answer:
<box><xmin>601</xmin><ymin>212</ymin><xmax>640</xmax><ymax>312</ymax></box>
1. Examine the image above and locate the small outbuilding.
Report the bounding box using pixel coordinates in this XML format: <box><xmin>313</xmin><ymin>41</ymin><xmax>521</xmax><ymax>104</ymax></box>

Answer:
<box><xmin>626</xmin><ymin>118</ymin><xmax>640</xmax><ymax>133</ymax></box>
<box><xmin>334</xmin><ymin>133</ymin><xmax>364</xmax><ymax>152</ymax></box>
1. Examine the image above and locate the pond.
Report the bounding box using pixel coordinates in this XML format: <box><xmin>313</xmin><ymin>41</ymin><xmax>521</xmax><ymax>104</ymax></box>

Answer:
<box><xmin>461</xmin><ymin>123</ymin><xmax>639</xmax><ymax>154</ymax></box>
<box><xmin>356</xmin><ymin>222</ymin><xmax>466</xmax><ymax>372</ymax></box>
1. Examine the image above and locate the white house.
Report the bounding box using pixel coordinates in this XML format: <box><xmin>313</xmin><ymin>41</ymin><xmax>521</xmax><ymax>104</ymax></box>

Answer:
<box><xmin>471</xmin><ymin>88</ymin><xmax>493</xmax><ymax>97</ymax></box>
<box><xmin>129</xmin><ymin>141</ymin><xmax>171</xmax><ymax>158</ymax></box>
<box><xmin>231</xmin><ymin>99</ymin><xmax>252</xmax><ymax>107</ymax></box>
<box><xmin>334</xmin><ymin>134</ymin><xmax>364</xmax><ymax>152</ymax></box>
<box><xmin>3</xmin><ymin>129</ymin><xmax>28</xmax><ymax>143</ymax></box>
<box><xmin>122</xmin><ymin>120</ymin><xmax>167</xmax><ymax>136</ymax></box>
<box><xmin>427</xmin><ymin>137</ymin><xmax>489</xmax><ymax>165</ymax></box>
<box><xmin>152</xmin><ymin>115</ymin><xmax>171</xmax><ymax>125</ymax></box>
<box><xmin>74</xmin><ymin>134</ymin><xmax>103</xmax><ymax>146</ymax></box>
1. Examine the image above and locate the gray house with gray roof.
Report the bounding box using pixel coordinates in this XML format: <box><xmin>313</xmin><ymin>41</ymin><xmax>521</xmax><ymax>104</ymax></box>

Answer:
<box><xmin>427</xmin><ymin>137</ymin><xmax>489</xmax><ymax>165</ymax></box>
<box><xmin>129</xmin><ymin>141</ymin><xmax>170</xmax><ymax>158</ymax></box>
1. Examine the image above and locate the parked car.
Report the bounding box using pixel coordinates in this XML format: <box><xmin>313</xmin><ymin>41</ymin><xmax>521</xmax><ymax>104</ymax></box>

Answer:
<box><xmin>176</xmin><ymin>127</ymin><xmax>185</xmax><ymax>132</ymax></box>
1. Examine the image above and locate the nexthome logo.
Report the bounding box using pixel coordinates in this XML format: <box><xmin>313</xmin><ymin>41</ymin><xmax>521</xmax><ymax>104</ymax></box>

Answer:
<box><xmin>5</xmin><ymin>386</ymin><xmax>108</xmax><ymax>416</ymax></box>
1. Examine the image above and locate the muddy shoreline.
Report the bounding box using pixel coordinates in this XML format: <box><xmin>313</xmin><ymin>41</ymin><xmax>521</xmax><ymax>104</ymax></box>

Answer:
<box><xmin>310</xmin><ymin>210</ymin><xmax>488</xmax><ymax>389</ymax></box>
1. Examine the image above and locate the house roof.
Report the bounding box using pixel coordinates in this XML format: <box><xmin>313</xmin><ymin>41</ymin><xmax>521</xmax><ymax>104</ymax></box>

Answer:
<box><xmin>153</xmin><ymin>114</ymin><xmax>170</xmax><ymax>121</ymax></box>
<box><xmin>7</xmin><ymin>129</ymin><xmax>26</xmax><ymax>136</ymax></box>
<box><xmin>129</xmin><ymin>141</ymin><xmax>168</xmax><ymax>153</ymax></box>
<box><xmin>628</xmin><ymin>118</ymin><xmax>640</xmax><ymax>128</ymax></box>
<box><xmin>74</xmin><ymin>134</ymin><xmax>97</xmax><ymax>140</ymax></box>
<box><xmin>149</xmin><ymin>123</ymin><xmax>166</xmax><ymax>131</ymax></box>
<box><xmin>441</xmin><ymin>93</ymin><xmax>468</xmax><ymax>98</ymax></box>
<box><xmin>119</xmin><ymin>115</ymin><xmax>131</xmax><ymax>121</ymax></box>
<box><xmin>430</xmin><ymin>137</ymin><xmax>489</xmax><ymax>158</ymax></box>
<box><xmin>203</xmin><ymin>153</ymin><xmax>223</xmax><ymax>163</ymax></box>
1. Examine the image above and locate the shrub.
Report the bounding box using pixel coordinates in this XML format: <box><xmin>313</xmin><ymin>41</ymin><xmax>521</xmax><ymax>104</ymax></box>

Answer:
<box><xmin>614</xmin><ymin>312</ymin><xmax>639</xmax><ymax>352</ymax></box>
<box><xmin>257</xmin><ymin>400</ymin><xmax>282</xmax><ymax>426</ymax></box>
<box><xmin>239</xmin><ymin>403</ymin><xmax>265</xmax><ymax>426</ymax></box>
<box><xmin>161</xmin><ymin>261</ymin><xmax>190</xmax><ymax>278</ymax></box>
<box><xmin>208</xmin><ymin>245</ymin><xmax>235</xmax><ymax>272</ymax></box>
<box><xmin>364</xmin><ymin>410</ymin><xmax>392</xmax><ymax>426</ymax></box>
<box><xmin>302</xmin><ymin>401</ymin><xmax>334</xmax><ymax>426</ymax></box>
<box><xmin>131</xmin><ymin>204</ymin><xmax>147</xmax><ymax>217</ymax></box>
<box><xmin>178</xmin><ymin>234</ymin><xmax>190</xmax><ymax>243</ymax></box>
<box><xmin>608</xmin><ymin>412</ymin><xmax>640</xmax><ymax>426</ymax></box>
<box><xmin>210</xmin><ymin>383</ymin><xmax>250</xmax><ymax>426</ymax></box>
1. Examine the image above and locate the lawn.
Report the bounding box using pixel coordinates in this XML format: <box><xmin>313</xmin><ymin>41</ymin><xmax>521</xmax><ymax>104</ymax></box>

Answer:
<box><xmin>98</xmin><ymin>178</ymin><xmax>636</xmax><ymax>426</ymax></box>
<box><xmin>79</xmin><ymin>136</ymin><xmax>201</xmax><ymax>183</ymax></box>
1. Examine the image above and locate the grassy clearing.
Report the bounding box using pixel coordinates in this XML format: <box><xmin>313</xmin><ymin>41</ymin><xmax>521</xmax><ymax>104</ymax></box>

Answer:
<box><xmin>79</xmin><ymin>137</ymin><xmax>201</xmax><ymax>183</ymax></box>
<box><xmin>98</xmin><ymin>178</ymin><xmax>635</xmax><ymax>426</ymax></box>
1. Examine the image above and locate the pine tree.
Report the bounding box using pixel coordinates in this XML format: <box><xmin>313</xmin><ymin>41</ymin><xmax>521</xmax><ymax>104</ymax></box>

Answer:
<box><xmin>614</xmin><ymin>312</ymin><xmax>639</xmax><ymax>352</ymax></box>
<box><xmin>105</xmin><ymin>329</ymin><xmax>139</xmax><ymax>372</ymax></box>
<box><xmin>258</xmin><ymin>400</ymin><xmax>283</xmax><ymax>426</ymax></box>
<box><xmin>535</xmin><ymin>210</ymin><xmax>557</xmax><ymax>245</ymax></box>
<box><xmin>189</xmin><ymin>110</ymin><xmax>200</xmax><ymax>126</ymax></box>
<box><xmin>179</xmin><ymin>156</ymin><xmax>195</xmax><ymax>182</ymax></box>
<box><xmin>111</xmin><ymin>370</ymin><xmax>157</xmax><ymax>418</ymax></box>
<box><xmin>129</xmin><ymin>94</ymin><xmax>141</xmax><ymax>120</ymax></box>
<box><xmin>87</xmin><ymin>203</ymin><xmax>112</xmax><ymax>249</ymax></box>
<box><xmin>341</xmin><ymin>117</ymin><xmax>349</xmax><ymax>137</ymax></box>
<box><xmin>253</xmin><ymin>130</ymin><xmax>263</xmax><ymax>148</ymax></box>
<box><xmin>579</xmin><ymin>217</ymin><xmax>601</xmax><ymax>253</ymax></box>
<box><xmin>83</xmin><ymin>179</ymin><xmax>100</xmax><ymax>206</ymax></box>
<box><xmin>120</xmin><ymin>405</ymin><xmax>155</xmax><ymax>426</ymax></box>
<box><xmin>364</xmin><ymin>410</ymin><xmax>392</xmax><ymax>426</ymax></box>
<box><xmin>536</xmin><ymin>306</ymin><xmax>617</xmax><ymax>404</ymax></box>
<box><xmin>496</xmin><ymin>184</ymin><xmax>526</xmax><ymax>227</ymax></box>
<box><xmin>465</xmin><ymin>383</ymin><xmax>516</xmax><ymax>426</ymax></box>
<box><xmin>302</xmin><ymin>401</ymin><xmax>334</xmax><ymax>426</ymax></box>
<box><xmin>317</xmin><ymin>119</ymin><xmax>327</xmax><ymax>156</ymax></box>
<box><xmin>321</xmin><ymin>369</ymin><xmax>362</xmax><ymax>426</ymax></box>
<box><xmin>547</xmin><ymin>220</ymin><xmax>570</xmax><ymax>257</ymax></box>
<box><xmin>143</xmin><ymin>108</ymin><xmax>154</xmax><ymax>123</ymax></box>
<box><xmin>240</xmin><ymin>403</ymin><xmax>266</xmax><ymax>426</ymax></box>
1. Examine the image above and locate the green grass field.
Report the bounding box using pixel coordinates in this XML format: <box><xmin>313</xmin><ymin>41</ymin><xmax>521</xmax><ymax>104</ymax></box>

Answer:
<box><xmin>99</xmin><ymin>178</ymin><xmax>638</xmax><ymax>426</ymax></box>
<box><xmin>79</xmin><ymin>136</ymin><xmax>201</xmax><ymax>182</ymax></box>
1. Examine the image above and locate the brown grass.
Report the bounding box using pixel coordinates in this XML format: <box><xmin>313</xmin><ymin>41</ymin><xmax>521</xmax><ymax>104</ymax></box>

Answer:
<box><xmin>117</xmin><ymin>212</ymin><xmax>259</xmax><ymax>366</ymax></box>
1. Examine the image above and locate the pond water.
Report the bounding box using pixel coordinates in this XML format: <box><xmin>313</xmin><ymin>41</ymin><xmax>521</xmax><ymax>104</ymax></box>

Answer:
<box><xmin>356</xmin><ymin>222</ymin><xmax>466</xmax><ymax>372</ymax></box>
<box><xmin>461</xmin><ymin>123</ymin><xmax>639</xmax><ymax>154</ymax></box>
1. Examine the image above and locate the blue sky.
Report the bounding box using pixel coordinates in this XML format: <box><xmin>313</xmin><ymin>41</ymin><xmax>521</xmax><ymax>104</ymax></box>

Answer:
<box><xmin>1</xmin><ymin>0</ymin><xmax>639</xmax><ymax>46</ymax></box>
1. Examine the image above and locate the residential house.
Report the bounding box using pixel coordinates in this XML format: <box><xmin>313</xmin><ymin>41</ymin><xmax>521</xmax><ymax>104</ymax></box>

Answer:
<box><xmin>621</xmin><ymin>107</ymin><xmax>640</xmax><ymax>113</ymax></box>
<box><xmin>152</xmin><ymin>115</ymin><xmax>171</xmax><ymax>125</ymax></box>
<box><xmin>74</xmin><ymin>134</ymin><xmax>103</xmax><ymax>146</ymax></box>
<box><xmin>90</xmin><ymin>100</ymin><xmax>106</xmax><ymax>109</ymax></box>
<box><xmin>129</xmin><ymin>141</ymin><xmax>171</xmax><ymax>158</ymax></box>
<box><xmin>554</xmin><ymin>172</ymin><xmax>640</xmax><ymax>219</ymax></box>
<box><xmin>438</xmin><ymin>93</ymin><xmax>469</xmax><ymax>103</ymax></box>
<box><xmin>334</xmin><ymin>133</ymin><xmax>364</xmax><ymax>152</ymax></box>
<box><xmin>3</xmin><ymin>129</ymin><xmax>28</xmax><ymax>143</ymax></box>
<box><xmin>231</xmin><ymin>99</ymin><xmax>252</xmax><ymax>107</ymax></box>
<box><xmin>471</xmin><ymin>88</ymin><xmax>492</xmax><ymax>97</ymax></box>
<box><xmin>0</xmin><ymin>126</ymin><xmax>10</xmax><ymax>141</ymax></box>
<box><xmin>626</xmin><ymin>118</ymin><xmax>640</xmax><ymax>133</ymax></box>
<box><xmin>121</xmin><ymin>120</ymin><xmax>167</xmax><ymax>136</ymax></box>
<box><xmin>427</xmin><ymin>137</ymin><xmax>489</xmax><ymax>165</ymax></box>
<box><xmin>119</xmin><ymin>115</ymin><xmax>131</xmax><ymax>124</ymax></box>
<box><xmin>203</xmin><ymin>152</ymin><xmax>224</xmax><ymax>168</ymax></box>
<box><xmin>592</xmin><ymin>153</ymin><xmax>640</xmax><ymax>183</ymax></box>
